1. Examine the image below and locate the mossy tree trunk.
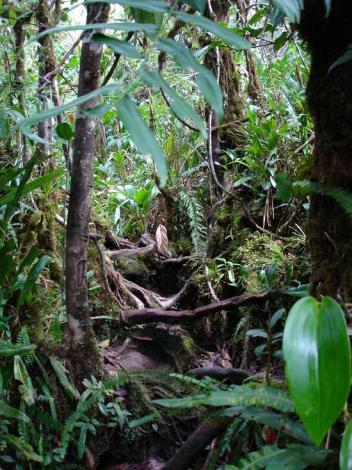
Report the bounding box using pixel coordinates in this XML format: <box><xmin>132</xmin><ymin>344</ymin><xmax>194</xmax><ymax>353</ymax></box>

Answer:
<box><xmin>65</xmin><ymin>3</ymin><xmax>110</xmax><ymax>382</ymax></box>
<box><xmin>299</xmin><ymin>0</ymin><xmax>352</xmax><ymax>298</ymax></box>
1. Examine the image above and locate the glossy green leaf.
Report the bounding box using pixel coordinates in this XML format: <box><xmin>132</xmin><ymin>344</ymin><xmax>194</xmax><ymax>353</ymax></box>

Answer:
<box><xmin>0</xmin><ymin>399</ymin><xmax>30</xmax><ymax>422</ymax></box>
<box><xmin>340</xmin><ymin>421</ymin><xmax>352</xmax><ymax>470</ymax></box>
<box><xmin>49</xmin><ymin>356</ymin><xmax>80</xmax><ymax>400</ymax></box>
<box><xmin>181</xmin><ymin>0</ymin><xmax>206</xmax><ymax>13</ymax></box>
<box><xmin>14</xmin><ymin>355</ymin><xmax>36</xmax><ymax>405</ymax></box>
<box><xmin>29</xmin><ymin>22</ymin><xmax>158</xmax><ymax>43</ymax></box>
<box><xmin>174</xmin><ymin>12</ymin><xmax>251</xmax><ymax>50</ymax></box>
<box><xmin>138</xmin><ymin>66</ymin><xmax>207</xmax><ymax>137</ymax></box>
<box><xmin>118</xmin><ymin>95</ymin><xmax>167</xmax><ymax>186</ymax></box>
<box><xmin>0</xmin><ymin>342</ymin><xmax>36</xmax><ymax>357</ymax></box>
<box><xmin>56</xmin><ymin>122</ymin><xmax>74</xmax><ymax>141</ymax></box>
<box><xmin>283</xmin><ymin>296</ymin><xmax>351</xmax><ymax>445</ymax></box>
<box><xmin>156</xmin><ymin>39</ymin><xmax>223</xmax><ymax>120</ymax></box>
<box><xmin>91</xmin><ymin>33</ymin><xmax>142</xmax><ymax>58</ymax></box>
<box><xmin>13</xmin><ymin>84</ymin><xmax>119</xmax><ymax>131</ymax></box>
<box><xmin>17</xmin><ymin>256</ymin><xmax>51</xmax><ymax>308</ymax></box>
<box><xmin>85</xmin><ymin>0</ymin><xmax>170</xmax><ymax>12</ymax></box>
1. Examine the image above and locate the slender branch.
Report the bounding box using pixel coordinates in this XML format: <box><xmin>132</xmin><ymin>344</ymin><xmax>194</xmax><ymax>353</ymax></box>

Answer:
<box><xmin>102</xmin><ymin>31</ymin><xmax>134</xmax><ymax>85</ymax></box>
<box><xmin>122</xmin><ymin>292</ymin><xmax>271</xmax><ymax>324</ymax></box>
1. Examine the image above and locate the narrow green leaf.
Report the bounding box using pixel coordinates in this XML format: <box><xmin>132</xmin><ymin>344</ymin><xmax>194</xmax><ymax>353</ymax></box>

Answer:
<box><xmin>118</xmin><ymin>95</ymin><xmax>167</xmax><ymax>186</ymax></box>
<box><xmin>138</xmin><ymin>66</ymin><xmax>207</xmax><ymax>138</ymax></box>
<box><xmin>283</xmin><ymin>296</ymin><xmax>351</xmax><ymax>446</ymax></box>
<box><xmin>275</xmin><ymin>172</ymin><xmax>293</xmax><ymax>201</ymax></box>
<box><xmin>0</xmin><ymin>342</ymin><xmax>36</xmax><ymax>357</ymax></box>
<box><xmin>0</xmin><ymin>400</ymin><xmax>30</xmax><ymax>422</ymax></box>
<box><xmin>13</xmin><ymin>84</ymin><xmax>119</xmax><ymax>131</ymax></box>
<box><xmin>17</xmin><ymin>256</ymin><xmax>51</xmax><ymax>308</ymax></box>
<box><xmin>329</xmin><ymin>45</ymin><xmax>352</xmax><ymax>73</ymax></box>
<box><xmin>49</xmin><ymin>356</ymin><xmax>80</xmax><ymax>401</ymax></box>
<box><xmin>154</xmin><ymin>385</ymin><xmax>294</xmax><ymax>413</ymax></box>
<box><xmin>56</xmin><ymin>122</ymin><xmax>74</xmax><ymax>140</ymax></box>
<box><xmin>21</xmin><ymin>128</ymin><xmax>51</xmax><ymax>144</ymax></box>
<box><xmin>29</xmin><ymin>22</ymin><xmax>158</xmax><ymax>44</ymax></box>
<box><xmin>91</xmin><ymin>33</ymin><xmax>142</xmax><ymax>58</ymax></box>
<box><xmin>272</xmin><ymin>0</ymin><xmax>302</xmax><ymax>23</ymax></box>
<box><xmin>156</xmin><ymin>39</ymin><xmax>223</xmax><ymax>120</ymax></box>
<box><xmin>85</xmin><ymin>0</ymin><xmax>170</xmax><ymax>12</ymax></box>
<box><xmin>341</xmin><ymin>421</ymin><xmax>352</xmax><ymax>470</ymax></box>
<box><xmin>325</xmin><ymin>0</ymin><xmax>331</xmax><ymax>16</ymax></box>
<box><xmin>174</xmin><ymin>11</ymin><xmax>251</xmax><ymax>50</ymax></box>
<box><xmin>14</xmin><ymin>355</ymin><xmax>36</xmax><ymax>406</ymax></box>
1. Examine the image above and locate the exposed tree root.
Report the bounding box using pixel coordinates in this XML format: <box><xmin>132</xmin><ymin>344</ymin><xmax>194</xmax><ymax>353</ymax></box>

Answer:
<box><xmin>163</xmin><ymin>417</ymin><xmax>232</xmax><ymax>470</ymax></box>
<box><xmin>122</xmin><ymin>293</ymin><xmax>271</xmax><ymax>325</ymax></box>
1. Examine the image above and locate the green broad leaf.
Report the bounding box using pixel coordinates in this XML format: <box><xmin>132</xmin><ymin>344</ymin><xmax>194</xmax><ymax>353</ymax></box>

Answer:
<box><xmin>13</xmin><ymin>84</ymin><xmax>119</xmax><ymax>131</ymax></box>
<box><xmin>17</xmin><ymin>256</ymin><xmax>51</xmax><ymax>308</ymax></box>
<box><xmin>49</xmin><ymin>356</ymin><xmax>80</xmax><ymax>400</ymax></box>
<box><xmin>29</xmin><ymin>22</ymin><xmax>159</xmax><ymax>44</ymax></box>
<box><xmin>340</xmin><ymin>421</ymin><xmax>352</xmax><ymax>470</ymax></box>
<box><xmin>0</xmin><ymin>168</ymin><xmax>64</xmax><ymax>208</ymax></box>
<box><xmin>174</xmin><ymin>12</ymin><xmax>251</xmax><ymax>50</ymax></box>
<box><xmin>181</xmin><ymin>0</ymin><xmax>206</xmax><ymax>13</ymax></box>
<box><xmin>274</xmin><ymin>31</ymin><xmax>288</xmax><ymax>52</ymax></box>
<box><xmin>85</xmin><ymin>0</ymin><xmax>170</xmax><ymax>12</ymax></box>
<box><xmin>3</xmin><ymin>435</ymin><xmax>43</xmax><ymax>463</ymax></box>
<box><xmin>246</xmin><ymin>328</ymin><xmax>268</xmax><ymax>338</ymax></box>
<box><xmin>91</xmin><ymin>33</ymin><xmax>142</xmax><ymax>58</ymax></box>
<box><xmin>0</xmin><ymin>342</ymin><xmax>36</xmax><ymax>357</ymax></box>
<box><xmin>0</xmin><ymin>400</ymin><xmax>30</xmax><ymax>422</ymax></box>
<box><xmin>272</xmin><ymin>0</ymin><xmax>302</xmax><ymax>23</ymax></box>
<box><xmin>118</xmin><ymin>95</ymin><xmax>167</xmax><ymax>186</ymax></box>
<box><xmin>329</xmin><ymin>45</ymin><xmax>352</xmax><ymax>73</ymax></box>
<box><xmin>56</xmin><ymin>122</ymin><xmax>74</xmax><ymax>140</ymax></box>
<box><xmin>138</xmin><ymin>66</ymin><xmax>207</xmax><ymax>138</ymax></box>
<box><xmin>275</xmin><ymin>172</ymin><xmax>293</xmax><ymax>201</ymax></box>
<box><xmin>156</xmin><ymin>39</ymin><xmax>223</xmax><ymax>120</ymax></box>
<box><xmin>0</xmin><ymin>110</ymin><xmax>9</xmax><ymax>139</ymax></box>
<box><xmin>14</xmin><ymin>355</ymin><xmax>36</xmax><ymax>406</ymax></box>
<box><xmin>283</xmin><ymin>296</ymin><xmax>351</xmax><ymax>446</ymax></box>
<box><xmin>154</xmin><ymin>385</ymin><xmax>294</xmax><ymax>413</ymax></box>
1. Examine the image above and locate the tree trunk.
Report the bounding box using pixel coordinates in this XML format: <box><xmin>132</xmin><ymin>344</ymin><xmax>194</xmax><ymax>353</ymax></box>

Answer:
<box><xmin>65</xmin><ymin>3</ymin><xmax>110</xmax><ymax>382</ymax></box>
<box><xmin>299</xmin><ymin>1</ymin><xmax>352</xmax><ymax>298</ymax></box>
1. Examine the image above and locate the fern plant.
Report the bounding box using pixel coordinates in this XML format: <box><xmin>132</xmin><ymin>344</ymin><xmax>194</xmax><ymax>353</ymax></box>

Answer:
<box><xmin>179</xmin><ymin>189</ymin><xmax>207</xmax><ymax>257</ymax></box>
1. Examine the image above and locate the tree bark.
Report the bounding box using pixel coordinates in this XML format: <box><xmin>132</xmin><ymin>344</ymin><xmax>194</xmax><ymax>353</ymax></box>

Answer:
<box><xmin>65</xmin><ymin>3</ymin><xmax>110</xmax><ymax>381</ymax></box>
<box><xmin>299</xmin><ymin>1</ymin><xmax>352</xmax><ymax>298</ymax></box>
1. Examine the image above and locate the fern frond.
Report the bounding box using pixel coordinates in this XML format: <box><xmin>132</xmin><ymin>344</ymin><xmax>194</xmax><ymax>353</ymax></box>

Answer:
<box><xmin>16</xmin><ymin>327</ymin><xmax>33</xmax><ymax>365</ymax></box>
<box><xmin>179</xmin><ymin>189</ymin><xmax>207</xmax><ymax>257</ymax></box>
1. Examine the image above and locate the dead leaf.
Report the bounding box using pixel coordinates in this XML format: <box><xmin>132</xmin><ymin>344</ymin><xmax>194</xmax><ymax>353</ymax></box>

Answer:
<box><xmin>155</xmin><ymin>224</ymin><xmax>169</xmax><ymax>257</ymax></box>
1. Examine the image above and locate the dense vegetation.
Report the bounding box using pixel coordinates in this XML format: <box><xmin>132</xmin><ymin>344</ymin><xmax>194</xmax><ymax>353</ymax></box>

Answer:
<box><xmin>1</xmin><ymin>0</ymin><xmax>352</xmax><ymax>468</ymax></box>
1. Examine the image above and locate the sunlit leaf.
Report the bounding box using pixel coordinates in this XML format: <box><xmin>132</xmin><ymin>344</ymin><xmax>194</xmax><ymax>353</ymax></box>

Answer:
<box><xmin>283</xmin><ymin>296</ymin><xmax>351</xmax><ymax>445</ymax></box>
<box><xmin>29</xmin><ymin>22</ymin><xmax>158</xmax><ymax>43</ymax></box>
<box><xmin>174</xmin><ymin>11</ymin><xmax>251</xmax><ymax>49</ymax></box>
<box><xmin>0</xmin><ymin>400</ymin><xmax>30</xmax><ymax>422</ymax></box>
<box><xmin>118</xmin><ymin>95</ymin><xmax>167</xmax><ymax>186</ymax></box>
<box><xmin>91</xmin><ymin>33</ymin><xmax>142</xmax><ymax>58</ymax></box>
<box><xmin>14</xmin><ymin>355</ymin><xmax>36</xmax><ymax>406</ymax></box>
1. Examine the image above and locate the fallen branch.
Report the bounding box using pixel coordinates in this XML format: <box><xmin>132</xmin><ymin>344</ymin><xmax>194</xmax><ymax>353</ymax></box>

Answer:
<box><xmin>122</xmin><ymin>292</ymin><xmax>270</xmax><ymax>324</ymax></box>
<box><xmin>163</xmin><ymin>417</ymin><xmax>232</xmax><ymax>470</ymax></box>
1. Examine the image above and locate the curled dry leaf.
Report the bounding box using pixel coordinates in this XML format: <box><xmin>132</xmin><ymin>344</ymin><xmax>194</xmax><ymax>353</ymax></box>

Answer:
<box><xmin>155</xmin><ymin>224</ymin><xmax>169</xmax><ymax>257</ymax></box>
